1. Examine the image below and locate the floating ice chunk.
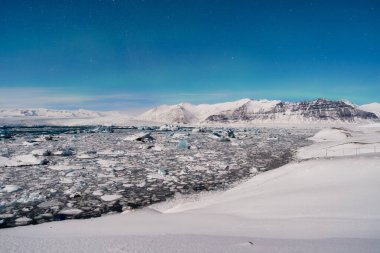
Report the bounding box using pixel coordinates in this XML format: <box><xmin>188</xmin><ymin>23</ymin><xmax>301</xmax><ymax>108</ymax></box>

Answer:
<box><xmin>69</xmin><ymin>192</ymin><xmax>82</xmax><ymax>198</ymax></box>
<box><xmin>92</xmin><ymin>190</ymin><xmax>103</xmax><ymax>196</ymax></box>
<box><xmin>267</xmin><ymin>135</ymin><xmax>278</xmax><ymax>141</ymax></box>
<box><xmin>0</xmin><ymin>147</ymin><xmax>10</xmax><ymax>157</ymax></box>
<box><xmin>58</xmin><ymin>208</ymin><xmax>83</xmax><ymax>216</ymax></box>
<box><xmin>178</xmin><ymin>139</ymin><xmax>190</xmax><ymax>150</ymax></box>
<box><xmin>32</xmin><ymin>136</ymin><xmax>48</xmax><ymax>142</ymax></box>
<box><xmin>15</xmin><ymin>217</ymin><xmax>32</xmax><ymax>226</ymax></box>
<box><xmin>219</xmin><ymin>137</ymin><xmax>231</xmax><ymax>142</ymax></box>
<box><xmin>0</xmin><ymin>154</ymin><xmax>45</xmax><ymax>167</ymax></box>
<box><xmin>76</xmin><ymin>153</ymin><xmax>98</xmax><ymax>159</ymax></box>
<box><xmin>227</xmin><ymin>129</ymin><xmax>236</xmax><ymax>138</ymax></box>
<box><xmin>2</xmin><ymin>185</ymin><xmax>21</xmax><ymax>193</ymax></box>
<box><xmin>0</xmin><ymin>213</ymin><xmax>15</xmax><ymax>219</ymax></box>
<box><xmin>0</xmin><ymin>128</ymin><xmax>12</xmax><ymax>139</ymax></box>
<box><xmin>98</xmin><ymin>149</ymin><xmax>124</xmax><ymax>157</ymax></box>
<box><xmin>97</xmin><ymin>159</ymin><xmax>118</xmax><ymax>169</ymax></box>
<box><xmin>250</xmin><ymin>167</ymin><xmax>259</xmax><ymax>174</ymax></box>
<box><xmin>158</xmin><ymin>167</ymin><xmax>169</xmax><ymax>176</ymax></box>
<box><xmin>61</xmin><ymin>147</ymin><xmax>75</xmax><ymax>156</ymax></box>
<box><xmin>88</xmin><ymin>125</ymin><xmax>114</xmax><ymax>133</ymax></box>
<box><xmin>65</xmin><ymin>170</ymin><xmax>83</xmax><ymax>177</ymax></box>
<box><xmin>230</xmin><ymin>141</ymin><xmax>239</xmax><ymax>146</ymax></box>
<box><xmin>22</xmin><ymin>141</ymin><xmax>35</xmax><ymax>146</ymax></box>
<box><xmin>187</xmin><ymin>165</ymin><xmax>208</xmax><ymax>171</ymax></box>
<box><xmin>53</xmin><ymin>147</ymin><xmax>75</xmax><ymax>156</ymax></box>
<box><xmin>177</xmin><ymin>156</ymin><xmax>194</xmax><ymax>162</ymax></box>
<box><xmin>48</xmin><ymin>165</ymin><xmax>83</xmax><ymax>171</ymax></box>
<box><xmin>42</xmin><ymin>213</ymin><xmax>53</xmax><ymax>218</ymax></box>
<box><xmin>60</xmin><ymin>178</ymin><xmax>73</xmax><ymax>184</ymax></box>
<box><xmin>31</xmin><ymin>149</ymin><xmax>51</xmax><ymax>156</ymax></box>
<box><xmin>113</xmin><ymin>167</ymin><xmax>125</xmax><ymax>171</ymax></box>
<box><xmin>172</xmin><ymin>132</ymin><xmax>189</xmax><ymax>139</ymax></box>
<box><xmin>151</xmin><ymin>144</ymin><xmax>164</xmax><ymax>151</ymax></box>
<box><xmin>210</xmin><ymin>132</ymin><xmax>230</xmax><ymax>142</ymax></box>
<box><xmin>100</xmin><ymin>194</ymin><xmax>122</xmax><ymax>202</ymax></box>
<box><xmin>97</xmin><ymin>173</ymin><xmax>114</xmax><ymax>178</ymax></box>
<box><xmin>147</xmin><ymin>173</ymin><xmax>164</xmax><ymax>179</ymax></box>
<box><xmin>212</xmin><ymin>132</ymin><xmax>222</xmax><ymax>138</ymax></box>
<box><xmin>136</xmin><ymin>181</ymin><xmax>146</xmax><ymax>187</ymax></box>
<box><xmin>124</xmin><ymin>132</ymin><xmax>154</xmax><ymax>142</ymax></box>
<box><xmin>17</xmin><ymin>192</ymin><xmax>45</xmax><ymax>204</ymax></box>
<box><xmin>159</xmin><ymin>124</ymin><xmax>178</xmax><ymax>131</ymax></box>
<box><xmin>38</xmin><ymin>200</ymin><xmax>63</xmax><ymax>208</ymax></box>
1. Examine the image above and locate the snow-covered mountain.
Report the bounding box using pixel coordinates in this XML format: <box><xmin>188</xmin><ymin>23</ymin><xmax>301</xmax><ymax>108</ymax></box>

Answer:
<box><xmin>0</xmin><ymin>109</ymin><xmax>132</xmax><ymax>126</ymax></box>
<box><xmin>359</xmin><ymin>103</ymin><xmax>380</xmax><ymax>117</ymax></box>
<box><xmin>0</xmin><ymin>108</ymin><xmax>103</xmax><ymax>118</ymax></box>
<box><xmin>137</xmin><ymin>98</ymin><xmax>254</xmax><ymax>124</ymax></box>
<box><xmin>139</xmin><ymin>98</ymin><xmax>379</xmax><ymax>124</ymax></box>
<box><xmin>2</xmin><ymin>99</ymin><xmax>378</xmax><ymax>126</ymax></box>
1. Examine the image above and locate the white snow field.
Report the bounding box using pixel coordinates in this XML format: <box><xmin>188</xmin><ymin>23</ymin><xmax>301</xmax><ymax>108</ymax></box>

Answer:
<box><xmin>1</xmin><ymin>125</ymin><xmax>380</xmax><ymax>252</ymax></box>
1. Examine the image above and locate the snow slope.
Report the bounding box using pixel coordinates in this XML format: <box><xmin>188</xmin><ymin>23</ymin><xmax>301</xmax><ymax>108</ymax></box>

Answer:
<box><xmin>298</xmin><ymin>126</ymin><xmax>380</xmax><ymax>159</ymax></box>
<box><xmin>165</xmin><ymin>158</ymin><xmax>380</xmax><ymax>222</ymax></box>
<box><xmin>1</xmin><ymin>125</ymin><xmax>380</xmax><ymax>252</ymax></box>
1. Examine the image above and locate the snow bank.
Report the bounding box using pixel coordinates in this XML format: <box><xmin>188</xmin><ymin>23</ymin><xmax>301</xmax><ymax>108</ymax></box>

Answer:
<box><xmin>298</xmin><ymin>124</ymin><xmax>380</xmax><ymax>159</ymax></box>
<box><xmin>308</xmin><ymin>128</ymin><xmax>349</xmax><ymax>142</ymax></box>
<box><xmin>165</xmin><ymin>158</ymin><xmax>380</xmax><ymax>221</ymax></box>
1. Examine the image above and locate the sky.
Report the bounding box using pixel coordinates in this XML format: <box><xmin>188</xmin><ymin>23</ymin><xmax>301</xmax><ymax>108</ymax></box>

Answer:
<box><xmin>0</xmin><ymin>0</ymin><xmax>379</xmax><ymax>111</ymax></box>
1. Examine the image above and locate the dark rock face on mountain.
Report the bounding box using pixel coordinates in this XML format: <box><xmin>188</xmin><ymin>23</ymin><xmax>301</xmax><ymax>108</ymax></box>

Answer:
<box><xmin>287</xmin><ymin>99</ymin><xmax>378</xmax><ymax>121</ymax></box>
<box><xmin>206</xmin><ymin>98</ymin><xmax>379</xmax><ymax>122</ymax></box>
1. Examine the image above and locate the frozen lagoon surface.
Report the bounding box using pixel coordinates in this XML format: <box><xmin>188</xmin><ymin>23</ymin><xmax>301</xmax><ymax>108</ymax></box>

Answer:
<box><xmin>1</xmin><ymin>124</ymin><xmax>380</xmax><ymax>252</ymax></box>
<box><xmin>0</xmin><ymin>126</ymin><xmax>312</xmax><ymax>228</ymax></box>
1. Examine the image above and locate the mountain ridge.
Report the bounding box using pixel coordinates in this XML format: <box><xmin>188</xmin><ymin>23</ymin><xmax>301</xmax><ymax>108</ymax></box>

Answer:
<box><xmin>138</xmin><ymin>98</ymin><xmax>379</xmax><ymax>124</ymax></box>
<box><xmin>1</xmin><ymin>99</ymin><xmax>378</xmax><ymax>125</ymax></box>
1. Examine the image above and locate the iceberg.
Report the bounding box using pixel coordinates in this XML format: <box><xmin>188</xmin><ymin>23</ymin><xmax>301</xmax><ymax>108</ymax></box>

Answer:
<box><xmin>124</xmin><ymin>132</ymin><xmax>155</xmax><ymax>142</ymax></box>
<box><xmin>178</xmin><ymin>139</ymin><xmax>190</xmax><ymax>150</ymax></box>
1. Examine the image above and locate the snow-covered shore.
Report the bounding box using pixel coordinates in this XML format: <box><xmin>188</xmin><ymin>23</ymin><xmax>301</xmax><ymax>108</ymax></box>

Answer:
<box><xmin>1</xmin><ymin>125</ymin><xmax>380</xmax><ymax>252</ymax></box>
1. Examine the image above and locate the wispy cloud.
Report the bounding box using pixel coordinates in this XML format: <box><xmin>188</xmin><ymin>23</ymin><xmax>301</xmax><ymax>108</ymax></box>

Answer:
<box><xmin>0</xmin><ymin>87</ymin><xmax>160</xmax><ymax>112</ymax></box>
<box><xmin>1</xmin><ymin>86</ymin><xmax>373</xmax><ymax>112</ymax></box>
<box><xmin>0</xmin><ymin>88</ymin><xmax>88</xmax><ymax>108</ymax></box>
<box><xmin>0</xmin><ymin>88</ymin><xmax>234</xmax><ymax>110</ymax></box>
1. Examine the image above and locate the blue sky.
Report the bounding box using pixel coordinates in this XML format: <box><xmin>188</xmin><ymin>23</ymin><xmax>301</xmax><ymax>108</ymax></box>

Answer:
<box><xmin>0</xmin><ymin>0</ymin><xmax>379</xmax><ymax>111</ymax></box>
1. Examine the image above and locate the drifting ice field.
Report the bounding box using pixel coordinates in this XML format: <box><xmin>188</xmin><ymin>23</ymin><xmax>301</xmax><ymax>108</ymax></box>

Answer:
<box><xmin>0</xmin><ymin>126</ymin><xmax>312</xmax><ymax>228</ymax></box>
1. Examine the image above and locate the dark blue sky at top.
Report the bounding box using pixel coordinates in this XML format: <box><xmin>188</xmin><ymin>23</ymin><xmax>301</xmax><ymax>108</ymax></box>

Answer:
<box><xmin>0</xmin><ymin>0</ymin><xmax>379</xmax><ymax>110</ymax></box>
